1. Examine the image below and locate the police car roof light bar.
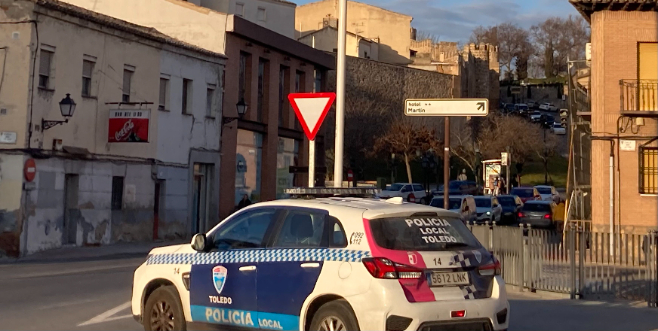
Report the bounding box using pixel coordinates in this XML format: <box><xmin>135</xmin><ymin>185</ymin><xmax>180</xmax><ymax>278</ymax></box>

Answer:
<box><xmin>284</xmin><ymin>187</ymin><xmax>381</xmax><ymax>198</ymax></box>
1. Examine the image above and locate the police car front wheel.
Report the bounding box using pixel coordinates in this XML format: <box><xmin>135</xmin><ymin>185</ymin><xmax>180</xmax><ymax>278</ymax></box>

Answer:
<box><xmin>143</xmin><ymin>285</ymin><xmax>186</xmax><ymax>331</ymax></box>
<box><xmin>309</xmin><ymin>300</ymin><xmax>359</xmax><ymax>331</ymax></box>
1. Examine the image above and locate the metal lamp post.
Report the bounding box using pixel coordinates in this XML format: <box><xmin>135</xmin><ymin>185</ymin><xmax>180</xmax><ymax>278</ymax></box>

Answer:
<box><xmin>42</xmin><ymin>94</ymin><xmax>76</xmax><ymax>130</ymax></box>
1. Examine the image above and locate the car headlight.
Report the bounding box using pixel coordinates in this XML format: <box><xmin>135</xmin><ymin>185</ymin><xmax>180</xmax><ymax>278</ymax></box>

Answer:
<box><xmin>486</xmin><ymin>211</ymin><xmax>491</xmax><ymax>215</ymax></box>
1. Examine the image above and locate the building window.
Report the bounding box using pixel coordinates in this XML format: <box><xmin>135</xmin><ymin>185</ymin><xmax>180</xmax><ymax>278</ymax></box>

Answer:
<box><xmin>82</xmin><ymin>57</ymin><xmax>95</xmax><ymax>97</ymax></box>
<box><xmin>39</xmin><ymin>48</ymin><xmax>54</xmax><ymax>89</ymax></box>
<box><xmin>257</xmin><ymin>7</ymin><xmax>266</xmax><ymax>21</ymax></box>
<box><xmin>235</xmin><ymin>2</ymin><xmax>244</xmax><ymax>16</ymax></box>
<box><xmin>279</xmin><ymin>66</ymin><xmax>289</xmax><ymax>126</ymax></box>
<box><xmin>257</xmin><ymin>59</ymin><xmax>269</xmax><ymax>122</ymax></box>
<box><xmin>295</xmin><ymin>71</ymin><xmax>305</xmax><ymax>93</ymax></box>
<box><xmin>111</xmin><ymin>176</ymin><xmax>124</xmax><ymax>210</ymax></box>
<box><xmin>122</xmin><ymin>65</ymin><xmax>135</xmax><ymax>102</ymax></box>
<box><xmin>314</xmin><ymin>69</ymin><xmax>322</xmax><ymax>93</ymax></box>
<box><xmin>239</xmin><ymin>52</ymin><xmax>251</xmax><ymax>108</ymax></box>
<box><xmin>640</xmin><ymin>147</ymin><xmax>658</xmax><ymax>194</ymax></box>
<box><xmin>206</xmin><ymin>83</ymin><xmax>216</xmax><ymax>118</ymax></box>
<box><xmin>182</xmin><ymin>78</ymin><xmax>193</xmax><ymax>115</ymax></box>
<box><xmin>159</xmin><ymin>75</ymin><xmax>169</xmax><ymax>111</ymax></box>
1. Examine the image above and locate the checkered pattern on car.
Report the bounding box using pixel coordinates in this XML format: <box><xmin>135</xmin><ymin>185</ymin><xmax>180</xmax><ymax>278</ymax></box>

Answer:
<box><xmin>460</xmin><ymin>285</ymin><xmax>477</xmax><ymax>300</ymax></box>
<box><xmin>146</xmin><ymin>249</ymin><xmax>371</xmax><ymax>265</ymax></box>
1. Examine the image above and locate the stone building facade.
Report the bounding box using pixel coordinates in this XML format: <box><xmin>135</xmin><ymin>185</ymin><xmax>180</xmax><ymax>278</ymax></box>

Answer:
<box><xmin>461</xmin><ymin>43</ymin><xmax>500</xmax><ymax>108</ymax></box>
<box><xmin>0</xmin><ymin>0</ymin><xmax>226</xmax><ymax>257</ymax></box>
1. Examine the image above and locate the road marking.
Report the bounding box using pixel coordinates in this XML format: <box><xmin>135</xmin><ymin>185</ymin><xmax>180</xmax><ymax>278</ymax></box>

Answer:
<box><xmin>10</xmin><ymin>263</ymin><xmax>136</xmax><ymax>279</ymax></box>
<box><xmin>78</xmin><ymin>301</ymin><xmax>131</xmax><ymax>326</ymax></box>
<box><xmin>39</xmin><ymin>298</ymin><xmax>98</xmax><ymax>310</ymax></box>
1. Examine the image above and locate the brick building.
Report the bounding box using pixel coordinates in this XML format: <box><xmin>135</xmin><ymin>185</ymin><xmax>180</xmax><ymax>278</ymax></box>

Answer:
<box><xmin>570</xmin><ymin>0</ymin><xmax>658</xmax><ymax>233</ymax></box>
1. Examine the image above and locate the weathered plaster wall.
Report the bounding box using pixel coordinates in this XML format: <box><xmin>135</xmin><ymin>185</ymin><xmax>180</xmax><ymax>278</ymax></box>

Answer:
<box><xmin>0</xmin><ymin>153</ymin><xmax>25</xmax><ymax>257</ymax></box>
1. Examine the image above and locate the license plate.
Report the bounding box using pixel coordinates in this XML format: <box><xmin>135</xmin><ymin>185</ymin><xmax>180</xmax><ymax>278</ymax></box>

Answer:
<box><xmin>428</xmin><ymin>271</ymin><xmax>470</xmax><ymax>286</ymax></box>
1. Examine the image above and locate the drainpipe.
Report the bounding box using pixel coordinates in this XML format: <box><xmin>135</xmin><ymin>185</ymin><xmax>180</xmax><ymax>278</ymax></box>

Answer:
<box><xmin>593</xmin><ymin>137</ymin><xmax>615</xmax><ymax>256</ymax></box>
<box><xmin>609</xmin><ymin>144</ymin><xmax>614</xmax><ymax>255</ymax></box>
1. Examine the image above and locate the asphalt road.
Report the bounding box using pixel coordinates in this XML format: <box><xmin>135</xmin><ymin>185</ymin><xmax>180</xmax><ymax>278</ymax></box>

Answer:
<box><xmin>2</xmin><ymin>255</ymin><xmax>658</xmax><ymax>331</ymax></box>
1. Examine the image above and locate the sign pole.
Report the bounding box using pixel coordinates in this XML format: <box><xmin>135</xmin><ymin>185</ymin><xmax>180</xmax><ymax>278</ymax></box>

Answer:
<box><xmin>333</xmin><ymin>0</ymin><xmax>348</xmax><ymax>188</ymax></box>
<box><xmin>444</xmin><ymin>117</ymin><xmax>450</xmax><ymax>210</ymax></box>
<box><xmin>308</xmin><ymin>139</ymin><xmax>315</xmax><ymax>188</ymax></box>
<box><xmin>506</xmin><ymin>147</ymin><xmax>511</xmax><ymax>194</ymax></box>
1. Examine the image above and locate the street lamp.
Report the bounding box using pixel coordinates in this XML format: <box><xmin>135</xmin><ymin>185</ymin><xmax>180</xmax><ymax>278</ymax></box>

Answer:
<box><xmin>223</xmin><ymin>99</ymin><xmax>248</xmax><ymax>125</ymax></box>
<box><xmin>42</xmin><ymin>94</ymin><xmax>76</xmax><ymax>131</ymax></box>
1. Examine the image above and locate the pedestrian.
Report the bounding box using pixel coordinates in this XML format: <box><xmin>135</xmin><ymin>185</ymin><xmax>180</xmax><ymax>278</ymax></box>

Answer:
<box><xmin>237</xmin><ymin>194</ymin><xmax>252</xmax><ymax>210</ymax></box>
<box><xmin>493</xmin><ymin>177</ymin><xmax>499</xmax><ymax>195</ymax></box>
<box><xmin>457</xmin><ymin>169</ymin><xmax>467</xmax><ymax>181</ymax></box>
<box><xmin>510</xmin><ymin>174</ymin><xmax>518</xmax><ymax>188</ymax></box>
<box><xmin>499</xmin><ymin>177</ymin><xmax>506</xmax><ymax>194</ymax></box>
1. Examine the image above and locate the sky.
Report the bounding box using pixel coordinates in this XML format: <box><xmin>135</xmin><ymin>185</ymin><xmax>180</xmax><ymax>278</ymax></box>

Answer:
<box><xmin>291</xmin><ymin>0</ymin><xmax>581</xmax><ymax>42</ymax></box>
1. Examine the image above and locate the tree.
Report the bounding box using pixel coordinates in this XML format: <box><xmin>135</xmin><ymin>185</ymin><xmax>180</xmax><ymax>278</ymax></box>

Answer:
<box><xmin>470</xmin><ymin>22</ymin><xmax>533</xmax><ymax>80</ymax></box>
<box><xmin>373</xmin><ymin>121</ymin><xmax>440</xmax><ymax>183</ymax></box>
<box><xmin>531</xmin><ymin>15</ymin><xmax>590</xmax><ymax>77</ymax></box>
<box><xmin>416</xmin><ymin>30</ymin><xmax>441</xmax><ymax>43</ymax></box>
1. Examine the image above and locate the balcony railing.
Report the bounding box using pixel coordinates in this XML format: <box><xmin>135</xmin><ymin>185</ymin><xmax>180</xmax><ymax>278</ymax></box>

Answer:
<box><xmin>620</xmin><ymin>79</ymin><xmax>658</xmax><ymax>115</ymax></box>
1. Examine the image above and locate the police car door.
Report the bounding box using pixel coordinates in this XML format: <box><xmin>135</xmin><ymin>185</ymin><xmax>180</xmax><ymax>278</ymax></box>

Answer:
<box><xmin>256</xmin><ymin>208</ymin><xmax>330</xmax><ymax>331</ymax></box>
<box><xmin>189</xmin><ymin>208</ymin><xmax>279</xmax><ymax>330</ymax></box>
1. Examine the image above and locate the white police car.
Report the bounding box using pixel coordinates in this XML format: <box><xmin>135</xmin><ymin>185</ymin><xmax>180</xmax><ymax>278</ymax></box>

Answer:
<box><xmin>131</xmin><ymin>188</ymin><xmax>510</xmax><ymax>331</ymax></box>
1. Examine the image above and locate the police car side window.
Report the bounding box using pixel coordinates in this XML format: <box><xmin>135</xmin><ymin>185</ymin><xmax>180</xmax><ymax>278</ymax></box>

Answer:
<box><xmin>213</xmin><ymin>209</ymin><xmax>276</xmax><ymax>250</ymax></box>
<box><xmin>329</xmin><ymin>218</ymin><xmax>347</xmax><ymax>248</ymax></box>
<box><xmin>272</xmin><ymin>211</ymin><xmax>326</xmax><ymax>248</ymax></box>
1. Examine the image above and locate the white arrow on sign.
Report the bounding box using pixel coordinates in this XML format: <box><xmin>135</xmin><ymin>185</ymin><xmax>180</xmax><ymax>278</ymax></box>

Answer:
<box><xmin>288</xmin><ymin>92</ymin><xmax>336</xmax><ymax>141</ymax></box>
<box><xmin>404</xmin><ymin>99</ymin><xmax>489</xmax><ymax>117</ymax></box>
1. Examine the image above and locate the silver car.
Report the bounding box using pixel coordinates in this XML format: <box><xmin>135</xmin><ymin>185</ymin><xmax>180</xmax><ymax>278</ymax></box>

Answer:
<box><xmin>474</xmin><ymin>196</ymin><xmax>503</xmax><ymax>223</ymax></box>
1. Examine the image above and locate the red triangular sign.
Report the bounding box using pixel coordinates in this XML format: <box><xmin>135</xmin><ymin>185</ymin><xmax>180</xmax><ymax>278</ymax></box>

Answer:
<box><xmin>288</xmin><ymin>92</ymin><xmax>336</xmax><ymax>141</ymax></box>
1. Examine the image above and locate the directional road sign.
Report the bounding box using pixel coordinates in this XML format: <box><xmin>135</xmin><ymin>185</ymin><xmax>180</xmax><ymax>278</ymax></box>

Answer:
<box><xmin>404</xmin><ymin>99</ymin><xmax>489</xmax><ymax>117</ymax></box>
<box><xmin>288</xmin><ymin>92</ymin><xmax>336</xmax><ymax>141</ymax></box>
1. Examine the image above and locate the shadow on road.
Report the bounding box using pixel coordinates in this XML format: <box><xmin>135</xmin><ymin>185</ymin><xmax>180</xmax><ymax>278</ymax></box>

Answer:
<box><xmin>510</xmin><ymin>295</ymin><xmax>658</xmax><ymax>331</ymax></box>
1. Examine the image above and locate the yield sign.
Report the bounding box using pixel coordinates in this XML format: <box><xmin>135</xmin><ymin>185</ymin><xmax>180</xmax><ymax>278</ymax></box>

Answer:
<box><xmin>288</xmin><ymin>92</ymin><xmax>336</xmax><ymax>141</ymax></box>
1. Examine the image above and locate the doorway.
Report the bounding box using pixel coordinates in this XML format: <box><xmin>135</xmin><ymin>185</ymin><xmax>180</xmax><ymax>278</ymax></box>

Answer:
<box><xmin>153</xmin><ymin>181</ymin><xmax>163</xmax><ymax>240</ymax></box>
<box><xmin>63</xmin><ymin>174</ymin><xmax>79</xmax><ymax>244</ymax></box>
<box><xmin>192</xmin><ymin>164</ymin><xmax>213</xmax><ymax>234</ymax></box>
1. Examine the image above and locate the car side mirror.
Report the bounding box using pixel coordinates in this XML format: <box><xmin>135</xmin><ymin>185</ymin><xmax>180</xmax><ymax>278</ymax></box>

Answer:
<box><xmin>191</xmin><ymin>233</ymin><xmax>209</xmax><ymax>252</ymax></box>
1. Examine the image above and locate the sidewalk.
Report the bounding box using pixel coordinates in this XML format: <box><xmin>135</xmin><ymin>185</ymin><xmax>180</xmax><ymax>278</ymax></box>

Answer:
<box><xmin>0</xmin><ymin>239</ymin><xmax>187</xmax><ymax>264</ymax></box>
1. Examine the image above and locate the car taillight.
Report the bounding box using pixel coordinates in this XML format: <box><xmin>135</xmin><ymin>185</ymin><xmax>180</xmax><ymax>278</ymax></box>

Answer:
<box><xmin>362</xmin><ymin>257</ymin><xmax>423</xmax><ymax>279</ymax></box>
<box><xmin>544</xmin><ymin>214</ymin><xmax>551</xmax><ymax>219</ymax></box>
<box><xmin>478</xmin><ymin>258</ymin><xmax>501</xmax><ymax>276</ymax></box>
<box><xmin>517</xmin><ymin>212</ymin><xmax>524</xmax><ymax>218</ymax></box>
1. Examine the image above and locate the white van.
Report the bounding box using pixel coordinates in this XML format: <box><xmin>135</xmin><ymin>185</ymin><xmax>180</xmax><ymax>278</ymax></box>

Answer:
<box><xmin>430</xmin><ymin>195</ymin><xmax>477</xmax><ymax>223</ymax></box>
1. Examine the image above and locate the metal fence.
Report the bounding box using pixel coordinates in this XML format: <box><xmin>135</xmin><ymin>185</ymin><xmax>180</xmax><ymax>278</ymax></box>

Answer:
<box><xmin>468</xmin><ymin>222</ymin><xmax>658</xmax><ymax>306</ymax></box>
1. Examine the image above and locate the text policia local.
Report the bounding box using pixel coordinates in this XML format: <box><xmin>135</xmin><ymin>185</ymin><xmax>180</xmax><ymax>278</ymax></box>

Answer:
<box><xmin>405</xmin><ymin>218</ymin><xmax>458</xmax><ymax>244</ymax></box>
<box><xmin>204</xmin><ymin>307</ymin><xmax>285</xmax><ymax>330</ymax></box>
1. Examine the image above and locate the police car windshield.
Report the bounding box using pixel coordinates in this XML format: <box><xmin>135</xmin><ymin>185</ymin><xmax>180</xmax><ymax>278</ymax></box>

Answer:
<box><xmin>368</xmin><ymin>216</ymin><xmax>481</xmax><ymax>251</ymax></box>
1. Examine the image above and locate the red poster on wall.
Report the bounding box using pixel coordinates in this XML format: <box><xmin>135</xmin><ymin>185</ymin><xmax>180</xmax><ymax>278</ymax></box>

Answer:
<box><xmin>108</xmin><ymin>109</ymin><xmax>150</xmax><ymax>143</ymax></box>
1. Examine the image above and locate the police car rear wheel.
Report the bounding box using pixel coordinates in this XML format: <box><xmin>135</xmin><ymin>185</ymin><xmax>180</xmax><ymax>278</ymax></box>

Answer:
<box><xmin>144</xmin><ymin>286</ymin><xmax>186</xmax><ymax>331</ymax></box>
<box><xmin>310</xmin><ymin>300</ymin><xmax>359</xmax><ymax>331</ymax></box>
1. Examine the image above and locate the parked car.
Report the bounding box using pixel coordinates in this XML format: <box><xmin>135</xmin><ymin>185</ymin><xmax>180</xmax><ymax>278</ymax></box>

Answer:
<box><xmin>430</xmin><ymin>195</ymin><xmax>477</xmax><ymax>223</ymax></box>
<box><xmin>551</xmin><ymin>122</ymin><xmax>566</xmax><ymax>135</ymax></box>
<box><xmin>526</xmin><ymin>100</ymin><xmax>538</xmax><ymax>109</ymax></box>
<box><xmin>518</xmin><ymin>201</ymin><xmax>557</xmax><ymax>229</ymax></box>
<box><xmin>515</xmin><ymin>104</ymin><xmax>529</xmax><ymax>115</ymax></box>
<box><xmin>473</xmin><ymin>196</ymin><xmax>503</xmax><ymax>223</ymax></box>
<box><xmin>496</xmin><ymin>195</ymin><xmax>524</xmax><ymax>225</ymax></box>
<box><xmin>380</xmin><ymin>183</ymin><xmax>427</xmax><ymax>203</ymax></box>
<box><xmin>509</xmin><ymin>187</ymin><xmax>542</xmax><ymax>203</ymax></box>
<box><xmin>529</xmin><ymin>111</ymin><xmax>542</xmax><ymax>122</ymax></box>
<box><xmin>539</xmin><ymin>103</ymin><xmax>558</xmax><ymax>111</ymax></box>
<box><xmin>534</xmin><ymin>185</ymin><xmax>561</xmax><ymax>203</ymax></box>
<box><xmin>434</xmin><ymin>180</ymin><xmax>482</xmax><ymax>196</ymax></box>
<box><xmin>504</xmin><ymin>103</ymin><xmax>516</xmax><ymax>113</ymax></box>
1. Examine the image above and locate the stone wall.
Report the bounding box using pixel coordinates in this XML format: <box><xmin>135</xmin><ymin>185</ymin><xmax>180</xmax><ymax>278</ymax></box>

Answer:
<box><xmin>323</xmin><ymin>55</ymin><xmax>454</xmax><ymax>178</ymax></box>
